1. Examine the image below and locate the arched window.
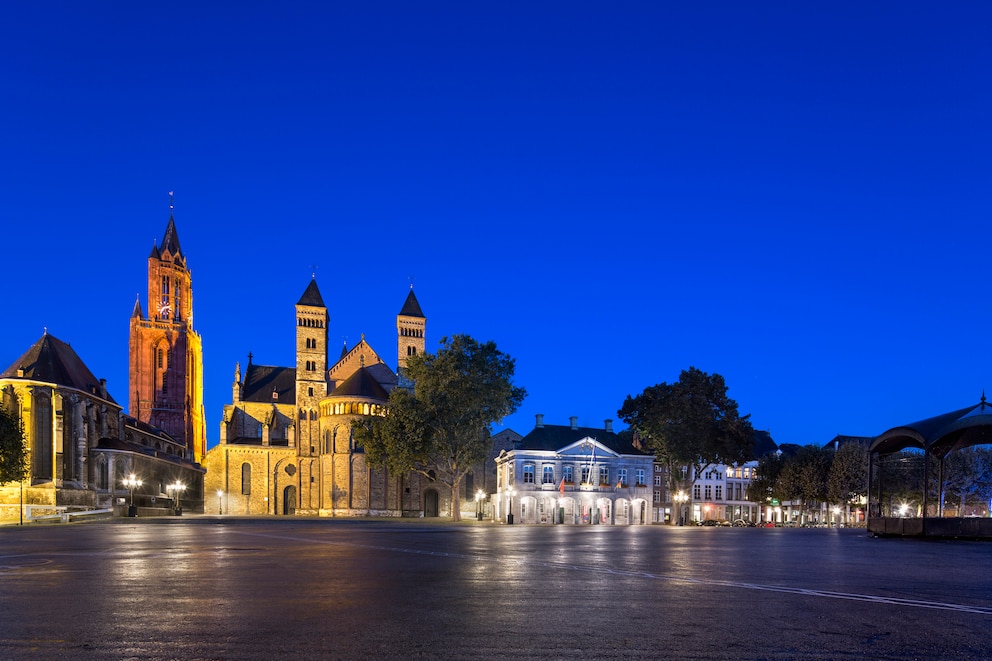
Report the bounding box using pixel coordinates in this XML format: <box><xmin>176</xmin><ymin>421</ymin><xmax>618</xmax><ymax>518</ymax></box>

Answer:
<box><xmin>157</xmin><ymin>349</ymin><xmax>163</xmax><ymax>368</ymax></box>
<box><xmin>242</xmin><ymin>463</ymin><xmax>252</xmax><ymax>495</ymax></box>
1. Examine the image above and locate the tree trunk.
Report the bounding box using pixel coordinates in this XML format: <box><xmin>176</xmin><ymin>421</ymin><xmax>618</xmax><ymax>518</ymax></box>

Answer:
<box><xmin>450</xmin><ymin>476</ymin><xmax>461</xmax><ymax>521</ymax></box>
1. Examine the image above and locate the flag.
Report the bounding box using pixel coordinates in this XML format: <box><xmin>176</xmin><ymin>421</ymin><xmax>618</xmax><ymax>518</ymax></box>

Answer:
<box><xmin>616</xmin><ymin>478</ymin><xmax>622</xmax><ymax>490</ymax></box>
<box><xmin>559</xmin><ymin>477</ymin><xmax>565</xmax><ymax>495</ymax></box>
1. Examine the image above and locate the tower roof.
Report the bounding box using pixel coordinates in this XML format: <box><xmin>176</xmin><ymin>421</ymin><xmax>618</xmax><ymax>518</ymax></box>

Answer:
<box><xmin>399</xmin><ymin>288</ymin><xmax>424</xmax><ymax>318</ymax></box>
<box><xmin>161</xmin><ymin>216</ymin><xmax>183</xmax><ymax>257</ymax></box>
<box><xmin>1</xmin><ymin>332</ymin><xmax>117</xmax><ymax>404</ymax></box>
<box><xmin>297</xmin><ymin>279</ymin><xmax>326</xmax><ymax>307</ymax></box>
<box><xmin>131</xmin><ymin>297</ymin><xmax>144</xmax><ymax>319</ymax></box>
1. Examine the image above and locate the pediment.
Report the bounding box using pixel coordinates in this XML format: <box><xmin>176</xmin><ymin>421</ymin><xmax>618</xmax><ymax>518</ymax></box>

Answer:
<box><xmin>557</xmin><ymin>436</ymin><xmax>619</xmax><ymax>459</ymax></box>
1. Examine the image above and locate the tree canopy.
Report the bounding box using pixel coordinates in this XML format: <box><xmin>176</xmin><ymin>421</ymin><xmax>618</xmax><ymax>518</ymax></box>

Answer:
<box><xmin>618</xmin><ymin>367</ymin><xmax>754</xmax><ymax>496</ymax></box>
<box><xmin>0</xmin><ymin>405</ymin><xmax>27</xmax><ymax>485</ymax></box>
<box><xmin>353</xmin><ymin>334</ymin><xmax>526</xmax><ymax>520</ymax></box>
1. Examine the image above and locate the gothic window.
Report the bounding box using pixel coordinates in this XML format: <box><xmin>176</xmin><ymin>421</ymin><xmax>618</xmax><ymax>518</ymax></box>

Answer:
<box><xmin>241</xmin><ymin>463</ymin><xmax>251</xmax><ymax>495</ymax></box>
<box><xmin>97</xmin><ymin>457</ymin><xmax>109</xmax><ymax>490</ymax></box>
<box><xmin>157</xmin><ymin>349</ymin><xmax>163</xmax><ymax>369</ymax></box>
<box><xmin>33</xmin><ymin>391</ymin><xmax>52</xmax><ymax>480</ymax></box>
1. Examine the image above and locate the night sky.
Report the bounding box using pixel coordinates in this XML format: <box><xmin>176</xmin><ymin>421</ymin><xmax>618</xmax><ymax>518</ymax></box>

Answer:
<box><xmin>3</xmin><ymin>3</ymin><xmax>990</xmax><ymax>449</ymax></box>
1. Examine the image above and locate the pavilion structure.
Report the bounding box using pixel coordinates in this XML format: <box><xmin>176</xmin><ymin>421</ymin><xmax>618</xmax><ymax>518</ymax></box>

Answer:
<box><xmin>868</xmin><ymin>396</ymin><xmax>992</xmax><ymax>539</ymax></box>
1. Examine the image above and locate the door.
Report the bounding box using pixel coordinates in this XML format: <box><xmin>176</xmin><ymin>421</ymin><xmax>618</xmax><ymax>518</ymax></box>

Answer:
<box><xmin>283</xmin><ymin>485</ymin><xmax>296</xmax><ymax>515</ymax></box>
<box><xmin>424</xmin><ymin>489</ymin><xmax>439</xmax><ymax>517</ymax></box>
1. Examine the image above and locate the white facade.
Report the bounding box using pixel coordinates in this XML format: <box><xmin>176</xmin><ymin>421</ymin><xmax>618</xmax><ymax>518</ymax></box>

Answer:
<box><xmin>494</xmin><ymin>432</ymin><xmax>654</xmax><ymax>525</ymax></box>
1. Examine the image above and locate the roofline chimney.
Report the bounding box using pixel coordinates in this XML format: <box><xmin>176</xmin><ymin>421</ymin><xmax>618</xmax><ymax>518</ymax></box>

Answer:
<box><xmin>570</xmin><ymin>416</ymin><xmax>578</xmax><ymax>430</ymax></box>
<box><xmin>535</xmin><ymin>413</ymin><xmax>544</xmax><ymax>428</ymax></box>
<box><xmin>604</xmin><ymin>419</ymin><xmax>613</xmax><ymax>433</ymax></box>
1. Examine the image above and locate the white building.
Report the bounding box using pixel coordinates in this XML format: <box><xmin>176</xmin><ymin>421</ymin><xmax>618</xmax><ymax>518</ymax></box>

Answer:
<box><xmin>494</xmin><ymin>415</ymin><xmax>653</xmax><ymax>525</ymax></box>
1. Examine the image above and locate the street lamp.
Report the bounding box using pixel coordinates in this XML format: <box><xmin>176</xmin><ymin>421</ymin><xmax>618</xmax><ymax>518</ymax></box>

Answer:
<box><xmin>217</xmin><ymin>490</ymin><xmax>224</xmax><ymax>515</ymax></box>
<box><xmin>507</xmin><ymin>487</ymin><xmax>516</xmax><ymax>525</ymax></box>
<box><xmin>167</xmin><ymin>481</ymin><xmax>186</xmax><ymax>516</ymax></box>
<box><xmin>831</xmin><ymin>505</ymin><xmax>841</xmax><ymax>527</ymax></box>
<box><xmin>475</xmin><ymin>490</ymin><xmax>485</xmax><ymax>521</ymax></box>
<box><xmin>673</xmin><ymin>491</ymin><xmax>688</xmax><ymax>526</ymax></box>
<box><xmin>123</xmin><ymin>474</ymin><xmax>142</xmax><ymax>517</ymax></box>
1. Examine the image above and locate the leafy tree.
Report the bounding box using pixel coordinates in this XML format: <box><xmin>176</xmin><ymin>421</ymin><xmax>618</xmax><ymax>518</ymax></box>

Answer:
<box><xmin>940</xmin><ymin>446</ymin><xmax>992</xmax><ymax>515</ymax></box>
<box><xmin>618</xmin><ymin>367</ymin><xmax>754</xmax><ymax>500</ymax></box>
<box><xmin>776</xmin><ymin>445</ymin><xmax>833</xmax><ymax>522</ymax></box>
<box><xmin>354</xmin><ymin>335</ymin><xmax>525</xmax><ymax>521</ymax></box>
<box><xmin>749</xmin><ymin>452</ymin><xmax>784</xmax><ymax>506</ymax></box>
<box><xmin>826</xmin><ymin>442</ymin><xmax>868</xmax><ymax>507</ymax></box>
<box><xmin>0</xmin><ymin>405</ymin><xmax>27</xmax><ymax>485</ymax></box>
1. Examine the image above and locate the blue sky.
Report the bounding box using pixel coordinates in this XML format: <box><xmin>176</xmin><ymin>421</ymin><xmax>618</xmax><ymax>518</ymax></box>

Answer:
<box><xmin>2</xmin><ymin>3</ymin><xmax>990</xmax><ymax>449</ymax></box>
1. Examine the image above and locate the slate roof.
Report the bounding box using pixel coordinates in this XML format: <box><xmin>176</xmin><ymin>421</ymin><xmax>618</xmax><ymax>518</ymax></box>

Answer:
<box><xmin>753</xmin><ymin>429</ymin><xmax>778</xmax><ymax>458</ymax></box>
<box><xmin>519</xmin><ymin>423</ymin><xmax>648</xmax><ymax>455</ymax></box>
<box><xmin>242</xmin><ymin>364</ymin><xmax>296</xmax><ymax>404</ymax></box>
<box><xmin>1</xmin><ymin>332</ymin><xmax>117</xmax><ymax>404</ymax></box>
<box><xmin>330</xmin><ymin>366</ymin><xmax>390</xmax><ymax>401</ymax></box>
<box><xmin>297</xmin><ymin>279</ymin><xmax>325</xmax><ymax>307</ymax></box>
<box><xmin>161</xmin><ymin>216</ymin><xmax>183</xmax><ymax>257</ymax></box>
<box><xmin>399</xmin><ymin>288</ymin><xmax>424</xmax><ymax>317</ymax></box>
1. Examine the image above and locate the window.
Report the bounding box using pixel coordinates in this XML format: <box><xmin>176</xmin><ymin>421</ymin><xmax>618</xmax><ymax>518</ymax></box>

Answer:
<box><xmin>523</xmin><ymin>465</ymin><xmax>535</xmax><ymax>484</ymax></box>
<box><xmin>715</xmin><ymin>485</ymin><xmax>723</xmax><ymax>500</ymax></box>
<box><xmin>542</xmin><ymin>465</ymin><xmax>555</xmax><ymax>484</ymax></box>
<box><xmin>242</xmin><ymin>463</ymin><xmax>252</xmax><ymax>495</ymax></box>
<box><xmin>655</xmin><ymin>464</ymin><xmax>663</xmax><ymax>472</ymax></box>
<box><xmin>693</xmin><ymin>484</ymin><xmax>701</xmax><ymax>499</ymax></box>
<box><xmin>653</xmin><ymin>491</ymin><xmax>661</xmax><ymax>503</ymax></box>
<box><xmin>654</xmin><ymin>474</ymin><xmax>662</xmax><ymax>487</ymax></box>
<box><xmin>599</xmin><ymin>466</ymin><xmax>609</xmax><ymax>485</ymax></box>
<box><xmin>581</xmin><ymin>466</ymin><xmax>590</xmax><ymax>485</ymax></box>
<box><xmin>618</xmin><ymin>468</ymin><xmax>627</xmax><ymax>486</ymax></box>
<box><xmin>636</xmin><ymin>469</ymin><xmax>646</xmax><ymax>486</ymax></box>
<box><xmin>308</xmin><ymin>387</ymin><xmax>314</xmax><ymax>397</ymax></box>
<box><xmin>704</xmin><ymin>485</ymin><xmax>712</xmax><ymax>500</ymax></box>
<box><xmin>563</xmin><ymin>465</ymin><xmax>574</xmax><ymax>483</ymax></box>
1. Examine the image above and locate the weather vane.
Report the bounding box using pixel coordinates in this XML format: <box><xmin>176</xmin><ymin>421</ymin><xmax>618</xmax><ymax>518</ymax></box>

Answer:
<box><xmin>169</xmin><ymin>191</ymin><xmax>174</xmax><ymax>212</ymax></box>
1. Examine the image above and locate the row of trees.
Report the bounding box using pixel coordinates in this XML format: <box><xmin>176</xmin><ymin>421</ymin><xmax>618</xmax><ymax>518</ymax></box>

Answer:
<box><xmin>749</xmin><ymin>443</ymin><xmax>868</xmax><ymax>521</ymax></box>
<box><xmin>876</xmin><ymin>447</ymin><xmax>992</xmax><ymax>516</ymax></box>
<box><xmin>0</xmin><ymin>405</ymin><xmax>27</xmax><ymax>485</ymax></box>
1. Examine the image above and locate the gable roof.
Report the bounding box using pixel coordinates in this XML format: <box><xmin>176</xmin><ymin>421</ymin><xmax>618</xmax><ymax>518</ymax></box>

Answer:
<box><xmin>518</xmin><ymin>423</ymin><xmax>647</xmax><ymax>455</ymax></box>
<box><xmin>1</xmin><ymin>332</ymin><xmax>117</xmax><ymax>404</ymax></box>
<box><xmin>297</xmin><ymin>279</ymin><xmax>325</xmax><ymax>307</ymax></box>
<box><xmin>870</xmin><ymin>399</ymin><xmax>992</xmax><ymax>458</ymax></box>
<box><xmin>399</xmin><ymin>288</ymin><xmax>424</xmax><ymax>318</ymax></box>
<box><xmin>242</xmin><ymin>363</ymin><xmax>296</xmax><ymax>404</ymax></box>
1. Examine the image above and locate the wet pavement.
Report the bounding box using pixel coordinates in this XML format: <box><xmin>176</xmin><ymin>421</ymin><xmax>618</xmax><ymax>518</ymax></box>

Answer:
<box><xmin>1</xmin><ymin>518</ymin><xmax>990</xmax><ymax>659</ymax></box>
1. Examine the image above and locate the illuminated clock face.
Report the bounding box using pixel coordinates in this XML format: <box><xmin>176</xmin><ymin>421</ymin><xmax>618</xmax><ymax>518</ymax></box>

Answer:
<box><xmin>158</xmin><ymin>303</ymin><xmax>171</xmax><ymax>317</ymax></box>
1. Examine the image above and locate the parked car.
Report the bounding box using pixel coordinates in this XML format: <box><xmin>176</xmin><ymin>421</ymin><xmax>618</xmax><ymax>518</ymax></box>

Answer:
<box><xmin>732</xmin><ymin>519</ymin><xmax>755</xmax><ymax>527</ymax></box>
<box><xmin>700</xmin><ymin>519</ymin><xmax>719</xmax><ymax>526</ymax></box>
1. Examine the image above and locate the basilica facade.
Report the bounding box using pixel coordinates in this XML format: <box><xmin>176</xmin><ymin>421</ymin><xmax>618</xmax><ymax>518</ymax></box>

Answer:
<box><xmin>202</xmin><ymin>281</ymin><xmax>448</xmax><ymax>517</ymax></box>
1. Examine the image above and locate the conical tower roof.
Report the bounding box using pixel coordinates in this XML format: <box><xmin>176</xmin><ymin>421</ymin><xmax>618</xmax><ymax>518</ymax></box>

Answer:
<box><xmin>160</xmin><ymin>216</ymin><xmax>183</xmax><ymax>257</ymax></box>
<box><xmin>399</xmin><ymin>288</ymin><xmax>424</xmax><ymax>317</ymax></box>
<box><xmin>297</xmin><ymin>279</ymin><xmax>326</xmax><ymax>307</ymax></box>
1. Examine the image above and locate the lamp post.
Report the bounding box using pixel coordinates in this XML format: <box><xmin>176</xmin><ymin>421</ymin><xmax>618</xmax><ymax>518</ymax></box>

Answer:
<box><xmin>831</xmin><ymin>505</ymin><xmax>841</xmax><ymax>527</ymax></box>
<box><xmin>673</xmin><ymin>490</ymin><xmax>688</xmax><ymax>526</ymax></box>
<box><xmin>168</xmin><ymin>481</ymin><xmax>186</xmax><ymax>516</ymax></box>
<box><xmin>507</xmin><ymin>487</ymin><xmax>516</xmax><ymax>524</ymax></box>
<box><xmin>475</xmin><ymin>490</ymin><xmax>485</xmax><ymax>521</ymax></box>
<box><xmin>123</xmin><ymin>474</ymin><xmax>142</xmax><ymax>517</ymax></box>
<box><xmin>217</xmin><ymin>490</ymin><xmax>224</xmax><ymax>515</ymax></box>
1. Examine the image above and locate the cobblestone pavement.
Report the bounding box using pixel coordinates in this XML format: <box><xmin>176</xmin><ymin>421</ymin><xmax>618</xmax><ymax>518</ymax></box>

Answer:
<box><xmin>0</xmin><ymin>519</ymin><xmax>989</xmax><ymax>659</ymax></box>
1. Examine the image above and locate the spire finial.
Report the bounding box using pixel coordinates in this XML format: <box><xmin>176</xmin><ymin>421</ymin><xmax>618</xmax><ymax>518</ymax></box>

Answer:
<box><xmin>408</xmin><ymin>274</ymin><xmax>415</xmax><ymax>290</ymax></box>
<box><xmin>169</xmin><ymin>191</ymin><xmax>174</xmax><ymax>213</ymax></box>
<box><xmin>309</xmin><ymin>264</ymin><xmax>318</xmax><ymax>280</ymax></box>
<box><xmin>982</xmin><ymin>390</ymin><xmax>987</xmax><ymax>410</ymax></box>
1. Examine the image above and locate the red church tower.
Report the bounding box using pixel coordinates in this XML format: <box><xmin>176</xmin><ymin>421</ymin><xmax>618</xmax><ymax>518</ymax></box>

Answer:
<box><xmin>129</xmin><ymin>204</ymin><xmax>206</xmax><ymax>463</ymax></box>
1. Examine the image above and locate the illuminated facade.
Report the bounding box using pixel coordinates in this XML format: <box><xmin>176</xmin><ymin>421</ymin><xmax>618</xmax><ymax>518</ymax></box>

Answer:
<box><xmin>129</xmin><ymin>214</ymin><xmax>206</xmax><ymax>463</ymax></box>
<box><xmin>203</xmin><ymin>282</ymin><xmax>458</xmax><ymax>517</ymax></box>
<box><xmin>0</xmin><ymin>332</ymin><xmax>204</xmax><ymax>520</ymax></box>
<box><xmin>494</xmin><ymin>415</ymin><xmax>654</xmax><ymax>524</ymax></box>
